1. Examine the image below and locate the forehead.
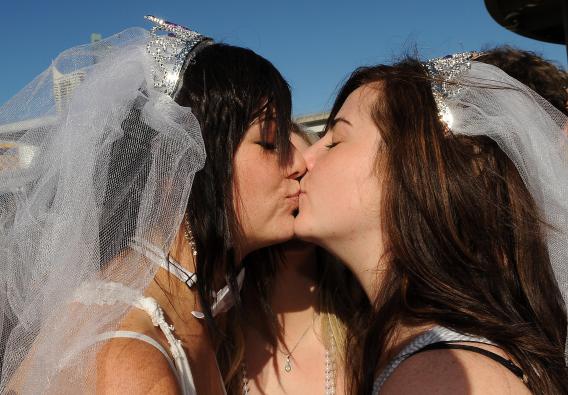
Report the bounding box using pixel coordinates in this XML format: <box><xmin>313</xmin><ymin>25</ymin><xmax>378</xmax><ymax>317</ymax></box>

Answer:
<box><xmin>338</xmin><ymin>85</ymin><xmax>379</xmax><ymax>123</ymax></box>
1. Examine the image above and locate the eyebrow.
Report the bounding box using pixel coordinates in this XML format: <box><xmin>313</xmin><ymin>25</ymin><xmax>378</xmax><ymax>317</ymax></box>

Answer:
<box><xmin>319</xmin><ymin>116</ymin><xmax>352</xmax><ymax>138</ymax></box>
<box><xmin>330</xmin><ymin>117</ymin><xmax>352</xmax><ymax>128</ymax></box>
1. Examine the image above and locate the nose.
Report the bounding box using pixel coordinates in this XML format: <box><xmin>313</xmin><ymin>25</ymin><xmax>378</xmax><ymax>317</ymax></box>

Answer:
<box><xmin>287</xmin><ymin>144</ymin><xmax>307</xmax><ymax>180</ymax></box>
<box><xmin>302</xmin><ymin>138</ymin><xmax>326</xmax><ymax>172</ymax></box>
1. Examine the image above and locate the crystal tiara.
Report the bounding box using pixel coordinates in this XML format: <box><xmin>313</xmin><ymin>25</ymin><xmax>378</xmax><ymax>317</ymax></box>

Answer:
<box><xmin>144</xmin><ymin>15</ymin><xmax>213</xmax><ymax>98</ymax></box>
<box><xmin>423</xmin><ymin>52</ymin><xmax>479</xmax><ymax>128</ymax></box>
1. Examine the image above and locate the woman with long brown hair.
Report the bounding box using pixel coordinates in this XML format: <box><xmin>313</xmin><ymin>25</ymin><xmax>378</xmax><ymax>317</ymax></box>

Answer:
<box><xmin>295</xmin><ymin>53</ymin><xmax>568</xmax><ymax>394</ymax></box>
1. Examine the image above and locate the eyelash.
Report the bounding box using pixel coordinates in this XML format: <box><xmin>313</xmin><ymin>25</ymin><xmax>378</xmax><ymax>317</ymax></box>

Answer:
<box><xmin>325</xmin><ymin>142</ymin><xmax>339</xmax><ymax>149</ymax></box>
<box><xmin>256</xmin><ymin>141</ymin><xmax>278</xmax><ymax>151</ymax></box>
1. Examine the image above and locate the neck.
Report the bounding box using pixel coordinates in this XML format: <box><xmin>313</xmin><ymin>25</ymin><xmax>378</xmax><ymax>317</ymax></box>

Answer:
<box><xmin>320</xmin><ymin>229</ymin><xmax>383</xmax><ymax>303</ymax></box>
<box><xmin>242</xmin><ymin>242</ymin><xmax>343</xmax><ymax>394</ymax></box>
<box><xmin>147</xmin><ymin>223</ymin><xmax>199</xmax><ymax>337</ymax></box>
<box><xmin>271</xmin><ymin>241</ymin><xmax>319</xmax><ymax>321</ymax></box>
<box><xmin>321</xmin><ymin>231</ymin><xmax>434</xmax><ymax>366</ymax></box>
<box><xmin>244</xmin><ymin>240</ymin><xmax>320</xmax><ymax>340</ymax></box>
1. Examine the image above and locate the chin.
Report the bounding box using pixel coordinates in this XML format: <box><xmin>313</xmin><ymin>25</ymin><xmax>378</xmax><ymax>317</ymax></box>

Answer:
<box><xmin>293</xmin><ymin>214</ymin><xmax>317</xmax><ymax>243</ymax></box>
<box><xmin>276</xmin><ymin>222</ymin><xmax>295</xmax><ymax>242</ymax></box>
<box><xmin>260</xmin><ymin>221</ymin><xmax>295</xmax><ymax>247</ymax></box>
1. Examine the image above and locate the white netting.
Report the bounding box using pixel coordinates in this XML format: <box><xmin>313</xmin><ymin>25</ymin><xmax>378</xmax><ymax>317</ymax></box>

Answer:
<box><xmin>448</xmin><ymin>61</ymin><xmax>568</xmax><ymax>355</ymax></box>
<box><xmin>0</xmin><ymin>27</ymin><xmax>205</xmax><ymax>393</ymax></box>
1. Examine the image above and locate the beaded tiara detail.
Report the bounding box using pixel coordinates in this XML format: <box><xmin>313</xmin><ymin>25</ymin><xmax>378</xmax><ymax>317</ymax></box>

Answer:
<box><xmin>144</xmin><ymin>15</ymin><xmax>212</xmax><ymax>98</ymax></box>
<box><xmin>423</xmin><ymin>52</ymin><xmax>479</xmax><ymax>128</ymax></box>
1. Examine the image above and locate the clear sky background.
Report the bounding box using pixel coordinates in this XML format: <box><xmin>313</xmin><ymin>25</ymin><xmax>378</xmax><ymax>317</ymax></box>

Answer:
<box><xmin>1</xmin><ymin>0</ymin><xmax>566</xmax><ymax>116</ymax></box>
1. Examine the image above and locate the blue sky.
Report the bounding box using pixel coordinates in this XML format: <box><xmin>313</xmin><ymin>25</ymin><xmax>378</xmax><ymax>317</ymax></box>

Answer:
<box><xmin>1</xmin><ymin>0</ymin><xmax>566</xmax><ymax>116</ymax></box>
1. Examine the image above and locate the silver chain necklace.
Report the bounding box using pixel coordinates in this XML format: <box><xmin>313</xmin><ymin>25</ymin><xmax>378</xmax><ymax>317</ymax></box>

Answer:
<box><xmin>278</xmin><ymin>321</ymin><xmax>314</xmax><ymax>373</ymax></box>
<box><xmin>241</xmin><ymin>327</ymin><xmax>337</xmax><ymax>395</ymax></box>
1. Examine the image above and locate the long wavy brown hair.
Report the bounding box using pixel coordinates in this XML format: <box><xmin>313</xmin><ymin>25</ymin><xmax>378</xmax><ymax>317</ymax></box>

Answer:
<box><xmin>330</xmin><ymin>59</ymin><xmax>568</xmax><ymax>394</ymax></box>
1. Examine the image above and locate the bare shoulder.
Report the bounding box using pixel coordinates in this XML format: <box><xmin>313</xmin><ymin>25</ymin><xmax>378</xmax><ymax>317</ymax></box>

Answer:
<box><xmin>380</xmin><ymin>346</ymin><xmax>530</xmax><ymax>395</ymax></box>
<box><xmin>96</xmin><ymin>336</ymin><xmax>180</xmax><ymax>395</ymax></box>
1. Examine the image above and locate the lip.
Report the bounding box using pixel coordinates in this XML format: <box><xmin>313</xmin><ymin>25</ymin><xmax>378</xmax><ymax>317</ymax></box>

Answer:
<box><xmin>286</xmin><ymin>192</ymin><xmax>300</xmax><ymax>213</ymax></box>
<box><xmin>299</xmin><ymin>178</ymin><xmax>307</xmax><ymax>195</ymax></box>
<box><xmin>286</xmin><ymin>190</ymin><xmax>301</xmax><ymax>198</ymax></box>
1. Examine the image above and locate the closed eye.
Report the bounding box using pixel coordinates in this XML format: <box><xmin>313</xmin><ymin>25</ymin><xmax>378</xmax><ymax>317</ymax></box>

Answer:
<box><xmin>325</xmin><ymin>142</ymin><xmax>339</xmax><ymax>149</ymax></box>
<box><xmin>255</xmin><ymin>141</ymin><xmax>278</xmax><ymax>151</ymax></box>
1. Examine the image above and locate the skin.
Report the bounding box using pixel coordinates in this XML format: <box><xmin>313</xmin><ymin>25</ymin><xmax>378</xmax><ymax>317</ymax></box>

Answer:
<box><xmin>294</xmin><ymin>85</ymin><xmax>530</xmax><ymax>394</ymax></box>
<box><xmin>243</xmin><ymin>132</ymin><xmax>344</xmax><ymax>395</ymax></box>
<box><xmin>96</xmin><ymin>225</ymin><xmax>222</xmax><ymax>395</ymax></box>
<box><xmin>234</xmin><ymin>120</ymin><xmax>307</xmax><ymax>260</ymax></box>
<box><xmin>96</xmin><ymin>120</ymin><xmax>307</xmax><ymax>394</ymax></box>
<box><xmin>295</xmin><ymin>86</ymin><xmax>384</xmax><ymax>297</ymax></box>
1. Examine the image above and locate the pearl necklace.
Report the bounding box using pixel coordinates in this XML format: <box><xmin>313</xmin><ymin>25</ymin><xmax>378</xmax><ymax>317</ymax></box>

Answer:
<box><xmin>240</xmin><ymin>328</ymin><xmax>337</xmax><ymax>395</ymax></box>
<box><xmin>183</xmin><ymin>214</ymin><xmax>198</xmax><ymax>257</ymax></box>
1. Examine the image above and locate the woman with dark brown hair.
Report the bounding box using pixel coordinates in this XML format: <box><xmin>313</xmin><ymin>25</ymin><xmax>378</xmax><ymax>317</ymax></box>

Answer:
<box><xmin>0</xmin><ymin>17</ymin><xmax>308</xmax><ymax>395</ymax></box>
<box><xmin>219</xmin><ymin>124</ymin><xmax>361</xmax><ymax>395</ymax></box>
<box><xmin>295</xmin><ymin>53</ymin><xmax>568</xmax><ymax>394</ymax></box>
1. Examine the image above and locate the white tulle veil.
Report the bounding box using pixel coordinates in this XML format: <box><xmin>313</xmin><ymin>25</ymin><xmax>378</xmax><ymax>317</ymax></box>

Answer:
<box><xmin>0</xmin><ymin>26</ymin><xmax>206</xmax><ymax>393</ymax></box>
<box><xmin>427</xmin><ymin>55</ymin><xmax>568</xmax><ymax>358</ymax></box>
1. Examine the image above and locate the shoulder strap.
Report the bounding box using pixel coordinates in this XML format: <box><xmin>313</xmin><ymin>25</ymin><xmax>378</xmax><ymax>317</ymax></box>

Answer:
<box><xmin>97</xmin><ymin>330</ymin><xmax>177</xmax><ymax>375</ymax></box>
<box><xmin>130</xmin><ymin>237</ymin><xmax>197</xmax><ymax>288</ymax></box>
<box><xmin>411</xmin><ymin>341</ymin><xmax>526</xmax><ymax>382</ymax></box>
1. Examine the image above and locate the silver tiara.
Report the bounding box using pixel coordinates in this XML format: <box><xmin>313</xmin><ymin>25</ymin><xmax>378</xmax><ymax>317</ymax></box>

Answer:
<box><xmin>144</xmin><ymin>15</ymin><xmax>212</xmax><ymax>98</ymax></box>
<box><xmin>423</xmin><ymin>52</ymin><xmax>479</xmax><ymax>128</ymax></box>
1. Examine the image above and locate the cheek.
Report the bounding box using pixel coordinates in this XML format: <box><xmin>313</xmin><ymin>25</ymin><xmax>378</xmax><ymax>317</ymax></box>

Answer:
<box><xmin>233</xmin><ymin>150</ymin><xmax>282</xmax><ymax>219</ymax></box>
<box><xmin>333</xmin><ymin>159</ymin><xmax>378</xmax><ymax>225</ymax></box>
<box><xmin>299</xmin><ymin>147</ymin><xmax>380</xmax><ymax>238</ymax></box>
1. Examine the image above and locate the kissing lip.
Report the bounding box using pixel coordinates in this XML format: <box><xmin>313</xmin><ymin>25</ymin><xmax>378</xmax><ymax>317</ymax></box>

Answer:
<box><xmin>286</xmin><ymin>190</ymin><xmax>301</xmax><ymax>198</ymax></box>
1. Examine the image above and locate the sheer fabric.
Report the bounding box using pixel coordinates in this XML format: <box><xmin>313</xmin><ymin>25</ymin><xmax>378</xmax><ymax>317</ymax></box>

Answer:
<box><xmin>0</xmin><ymin>27</ymin><xmax>206</xmax><ymax>393</ymax></box>
<box><xmin>446</xmin><ymin>61</ymin><xmax>568</xmax><ymax>356</ymax></box>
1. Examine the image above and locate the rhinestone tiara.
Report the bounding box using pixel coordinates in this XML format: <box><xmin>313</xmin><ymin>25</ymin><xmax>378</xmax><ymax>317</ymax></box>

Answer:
<box><xmin>423</xmin><ymin>52</ymin><xmax>479</xmax><ymax>128</ymax></box>
<box><xmin>144</xmin><ymin>15</ymin><xmax>213</xmax><ymax>98</ymax></box>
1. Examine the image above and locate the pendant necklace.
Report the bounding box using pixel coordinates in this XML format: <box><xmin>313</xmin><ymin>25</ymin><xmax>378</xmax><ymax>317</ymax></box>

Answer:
<box><xmin>278</xmin><ymin>321</ymin><xmax>314</xmax><ymax>372</ymax></box>
<box><xmin>241</xmin><ymin>323</ymin><xmax>337</xmax><ymax>395</ymax></box>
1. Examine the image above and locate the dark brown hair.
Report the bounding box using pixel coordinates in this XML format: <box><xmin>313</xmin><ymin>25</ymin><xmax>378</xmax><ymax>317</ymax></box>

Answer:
<box><xmin>176</xmin><ymin>43</ymin><xmax>294</xmax><ymax>327</ymax></box>
<box><xmin>176</xmin><ymin>44</ymin><xmax>296</xmax><ymax>385</ymax></box>
<box><xmin>331</xmin><ymin>59</ymin><xmax>568</xmax><ymax>394</ymax></box>
<box><xmin>219</xmin><ymin>124</ymin><xmax>365</xmax><ymax>394</ymax></box>
<box><xmin>476</xmin><ymin>46</ymin><xmax>568</xmax><ymax>116</ymax></box>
